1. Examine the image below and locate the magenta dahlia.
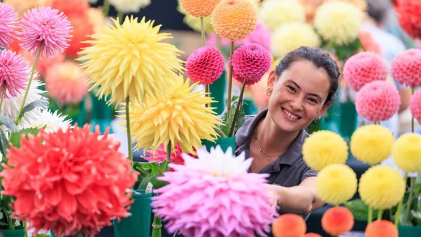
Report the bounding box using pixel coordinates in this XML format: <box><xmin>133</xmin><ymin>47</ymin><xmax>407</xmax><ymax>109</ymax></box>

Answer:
<box><xmin>391</xmin><ymin>49</ymin><xmax>421</xmax><ymax>88</ymax></box>
<box><xmin>185</xmin><ymin>46</ymin><xmax>225</xmax><ymax>85</ymax></box>
<box><xmin>0</xmin><ymin>3</ymin><xmax>18</xmax><ymax>47</ymax></box>
<box><xmin>0</xmin><ymin>50</ymin><xmax>30</xmax><ymax>99</ymax></box>
<box><xmin>410</xmin><ymin>89</ymin><xmax>421</xmax><ymax>124</ymax></box>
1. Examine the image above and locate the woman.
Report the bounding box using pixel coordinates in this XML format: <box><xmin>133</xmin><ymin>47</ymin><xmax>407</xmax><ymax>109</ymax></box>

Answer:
<box><xmin>235</xmin><ymin>46</ymin><xmax>340</xmax><ymax>219</ymax></box>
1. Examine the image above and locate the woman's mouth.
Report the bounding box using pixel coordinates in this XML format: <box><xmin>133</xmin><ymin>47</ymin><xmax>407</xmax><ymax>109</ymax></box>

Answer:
<box><xmin>282</xmin><ymin>108</ymin><xmax>301</xmax><ymax>121</ymax></box>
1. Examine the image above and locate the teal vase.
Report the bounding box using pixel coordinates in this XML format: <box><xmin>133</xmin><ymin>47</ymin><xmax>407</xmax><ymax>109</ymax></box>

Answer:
<box><xmin>398</xmin><ymin>226</ymin><xmax>421</xmax><ymax>236</ymax></box>
<box><xmin>209</xmin><ymin>70</ymin><xmax>226</xmax><ymax>115</ymax></box>
<box><xmin>202</xmin><ymin>137</ymin><xmax>236</xmax><ymax>154</ymax></box>
<box><xmin>90</xmin><ymin>94</ymin><xmax>113</xmax><ymax>134</ymax></box>
<box><xmin>1</xmin><ymin>229</ymin><xmax>25</xmax><ymax>237</ymax></box>
<box><xmin>113</xmin><ymin>190</ymin><xmax>153</xmax><ymax>237</ymax></box>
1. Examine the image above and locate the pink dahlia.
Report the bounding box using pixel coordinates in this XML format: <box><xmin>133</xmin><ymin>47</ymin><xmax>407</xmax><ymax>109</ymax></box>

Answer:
<box><xmin>153</xmin><ymin>146</ymin><xmax>277</xmax><ymax>237</ymax></box>
<box><xmin>232</xmin><ymin>43</ymin><xmax>272</xmax><ymax>85</ymax></box>
<box><xmin>0</xmin><ymin>50</ymin><xmax>30</xmax><ymax>99</ymax></box>
<box><xmin>186</xmin><ymin>46</ymin><xmax>225</xmax><ymax>85</ymax></box>
<box><xmin>410</xmin><ymin>89</ymin><xmax>421</xmax><ymax>124</ymax></box>
<box><xmin>22</xmin><ymin>50</ymin><xmax>65</xmax><ymax>77</ymax></box>
<box><xmin>144</xmin><ymin>143</ymin><xmax>186</xmax><ymax>165</ymax></box>
<box><xmin>396</xmin><ymin>0</ymin><xmax>421</xmax><ymax>39</ymax></box>
<box><xmin>19</xmin><ymin>6</ymin><xmax>72</xmax><ymax>59</ymax></box>
<box><xmin>0</xmin><ymin>3</ymin><xmax>18</xmax><ymax>47</ymax></box>
<box><xmin>0</xmin><ymin>125</ymin><xmax>137</xmax><ymax>237</ymax></box>
<box><xmin>343</xmin><ymin>52</ymin><xmax>388</xmax><ymax>91</ymax></box>
<box><xmin>391</xmin><ymin>49</ymin><xmax>421</xmax><ymax>88</ymax></box>
<box><xmin>355</xmin><ymin>81</ymin><xmax>401</xmax><ymax>122</ymax></box>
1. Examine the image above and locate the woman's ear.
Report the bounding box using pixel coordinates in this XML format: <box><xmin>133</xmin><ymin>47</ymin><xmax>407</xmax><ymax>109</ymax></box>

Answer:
<box><xmin>267</xmin><ymin>70</ymin><xmax>276</xmax><ymax>92</ymax></box>
<box><xmin>319</xmin><ymin>103</ymin><xmax>332</xmax><ymax>117</ymax></box>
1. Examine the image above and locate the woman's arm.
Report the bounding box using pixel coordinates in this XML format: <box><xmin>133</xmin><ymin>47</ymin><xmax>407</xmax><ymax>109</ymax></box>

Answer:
<box><xmin>270</xmin><ymin>177</ymin><xmax>325</xmax><ymax>214</ymax></box>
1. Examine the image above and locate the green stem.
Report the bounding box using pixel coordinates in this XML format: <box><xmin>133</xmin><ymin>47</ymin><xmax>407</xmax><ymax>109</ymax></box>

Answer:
<box><xmin>126</xmin><ymin>97</ymin><xmax>133</xmax><ymax>165</ymax></box>
<box><xmin>200</xmin><ymin>17</ymin><xmax>205</xmax><ymax>47</ymax></box>
<box><xmin>15</xmin><ymin>43</ymin><xmax>42</xmax><ymax>125</ymax></box>
<box><xmin>77</xmin><ymin>232</ymin><xmax>84</xmax><ymax>237</ymax></box>
<box><xmin>368</xmin><ymin>206</ymin><xmax>373</xmax><ymax>224</ymax></box>
<box><xmin>395</xmin><ymin>172</ymin><xmax>408</xmax><ymax>226</ymax></box>
<box><xmin>166</xmin><ymin>141</ymin><xmax>171</xmax><ymax>163</ymax></box>
<box><xmin>103</xmin><ymin>0</ymin><xmax>110</xmax><ymax>17</ymax></box>
<box><xmin>227</xmin><ymin>41</ymin><xmax>234</xmax><ymax>114</ymax></box>
<box><xmin>151</xmin><ymin>216</ymin><xmax>162</xmax><ymax>237</ymax></box>
<box><xmin>0</xmin><ymin>84</ymin><xmax>6</xmax><ymax>115</ymax></box>
<box><xmin>412</xmin><ymin>87</ymin><xmax>415</xmax><ymax>133</ymax></box>
<box><xmin>406</xmin><ymin>177</ymin><xmax>415</xmax><ymax>215</ymax></box>
<box><xmin>23</xmin><ymin>222</ymin><xmax>27</xmax><ymax>237</ymax></box>
<box><xmin>229</xmin><ymin>79</ymin><xmax>246</xmax><ymax>137</ymax></box>
<box><xmin>205</xmin><ymin>84</ymin><xmax>210</xmax><ymax>107</ymax></box>
<box><xmin>117</xmin><ymin>12</ymin><xmax>123</xmax><ymax>24</ymax></box>
<box><xmin>377</xmin><ymin>209</ymin><xmax>384</xmax><ymax>221</ymax></box>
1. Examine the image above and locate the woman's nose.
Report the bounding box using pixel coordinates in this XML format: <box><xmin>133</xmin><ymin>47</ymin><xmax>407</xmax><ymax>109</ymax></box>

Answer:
<box><xmin>290</xmin><ymin>99</ymin><xmax>304</xmax><ymax>111</ymax></box>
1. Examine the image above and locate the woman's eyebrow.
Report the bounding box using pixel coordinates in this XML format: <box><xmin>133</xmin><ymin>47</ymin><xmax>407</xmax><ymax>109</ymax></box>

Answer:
<box><xmin>287</xmin><ymin>80</ymin><xmax>322</xmax><ymax>101</ymax></box>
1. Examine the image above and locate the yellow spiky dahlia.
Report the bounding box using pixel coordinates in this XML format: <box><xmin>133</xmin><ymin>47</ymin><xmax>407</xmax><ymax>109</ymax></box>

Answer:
<box><xmin>211</xmin><ymin>0</ymin><xmax>257</xmax><ymax>41</ymax></box>
<box><xmin>271</xmin><ymin>22</ymin><xmax>320</xmax><ymax>59</ymax></box>
<box><xmin>259</xmin><ymin>0</ymin><xmax>306</xmax><ymax>32</ymax></box>
<box><xmin>316</xmin><ymin>164</ymin><xmax>357</xmax><ymax>205</ymax></box>
<box><xmin>392</xmin><ymin>133</ymin><xmax>421</xmax><ymax>173</ymax></box>
<box><xmin>359</xmin><ymin>165</ymin><xmax>405</xmax><ymax>210</ymax></box>
<box><xmin>122</xmin><ymin>76</ymin><xmax>220</xmax><ymax>154</ymax></box>
<box><xmin>303</xmin><ymin>130</ymin><xmax>349</xmax><ymax>171</ymax></box>
<box><xmin>350</xmin><ymin>125</ymin><xmax>395</xmax><ymax>165</ymax></box>
<box><xmin>180</xmin><ymin>0</ymin><xmax>221</xmax><ymax>17</ymax></box>
<box><xmin>78</xmin><ymin>16</ymin><xmax>183</xmax><ymax>106</ymax></box>
<box><xmin>314</xmin><ymin>1</ymin><xmax>363</xmax><ymax>45</ymax></box>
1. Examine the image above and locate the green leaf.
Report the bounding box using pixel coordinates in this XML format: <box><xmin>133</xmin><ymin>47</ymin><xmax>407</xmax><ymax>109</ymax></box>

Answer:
<box><xmin>138</xmin><ymin>173</ymin><xmax>167</xmax><ymax>191</ymax></box>
<box><xmin>218</xmin><ymin>96</ymin><xmax>245</xmax><ymax>137</ymax></box>
<box><xmin>0</xmin><ymin>129</ymin><xmax>9</xmax><ymax>158</ymax></box>
<box><xmin>344</xmin><ymin>199</ymin><xmax>378</xmax><ymax>222</ymax></box>
<box><xmin>22</xmin><ymin>99</ymin><xmax>48</xmax><ymax>115</ymax></box>
<box><xmin>10</xmin><ymin>128</ymin><xmax>40</xmax><ymax>148</ymax></box>
<box><xmin>0</xmin><ymin>116</ymin><xmax>18</xmax><ymax>133</ymax></box>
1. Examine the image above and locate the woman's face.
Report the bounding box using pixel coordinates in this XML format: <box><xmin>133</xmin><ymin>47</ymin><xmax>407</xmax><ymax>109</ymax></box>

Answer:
<box><xmin>267</xmin><ymin>60</ymin><xmax>331</xmax><ymax>133</ymax></box>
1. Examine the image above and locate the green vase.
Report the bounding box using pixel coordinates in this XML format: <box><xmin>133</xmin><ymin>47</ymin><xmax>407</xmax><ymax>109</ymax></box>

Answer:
<box><xmin>209</xmin><ymin>70</ymin><xmax>226</xmax><ymax>115</ymax></box>
<box><xmin>398</xmin><ymin>225</ymin><xmax>421</xmax><ymax>236</ymax></box>
<box><xmin>1</xmin><ymin>229</ymin><xmax>25</xmax><ymax>237</ymax></box>
<box><xmin>90</xmin><ymin>94</ymin><xmax>113</xmax><ymax>134</ymax></box>
<box><xmin>113</xmin><ymin>190</ymin><xmax>153</xmax><ymax>237</ymax></box>
<box><xmin>202</xmin><ymin>137</ymin><xmax>236</xmax><ymax>154</ymax></box>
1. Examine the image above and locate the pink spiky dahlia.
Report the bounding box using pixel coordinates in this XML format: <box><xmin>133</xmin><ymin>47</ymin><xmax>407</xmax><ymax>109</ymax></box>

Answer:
<box><xmin>0</xmin><ymin>125</ymin><xmax>137</xmax><ymax>236</ymax></box>
<box><xmin>152</xmin><ymin>146</ymin><xmax>277</xmax><ymax>237</ymax></box>
<box><xmin>355</xmin><ymin>81</ymin><xmax>400</xmax><ymax>122</ymax></box>
<box><xmin>343</xmin><ymin>52</ymin><xmax>388</xmax><ymax>91</ymax></box>
<box><xmin>185</xmin><ymin>46</ymin><xmax>225</xmax><ymax>85</ymax></box>
<box><xmin>0</xmin><ymin>3</ymin><xmax>18</xmax><ymax>47</ymax></box>
<box><xmin>410</xmin><ymin>89</ymin><xmax>421</xmax><ymax>124</ymax></box>
<box><xmin>0</xmin><ymin>50</ymin><xmax>30</xmax><ymax>99</ymax></box>
<box><xmin>19</xmin><ymin>6</ymin><xmax>72</xmax><ymax>59</ymax></box>
<box><xmin>391</xmin><ymin>49</ymin><xmax>421</xmax><ymax>88</ymax></box>
<box><xmin>232</xmin><ymin>43</ymin><xmax>272</xmax><ymax>85</ymax></box>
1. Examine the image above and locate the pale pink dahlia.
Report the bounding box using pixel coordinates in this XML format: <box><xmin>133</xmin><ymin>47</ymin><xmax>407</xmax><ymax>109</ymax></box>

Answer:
<box><xmin>186</xmin><ymin>46</ymin><xmax>225</xmax><ymax>85</ymax></box>
<box><xmin>343</xmin><ymin>52</ymin><xmax>388</xmax><ymax>91</ymax></box>
<box><xmin>391</xmin><ymin>49</ymin><xmax>421</xmax><ymax>88</ymax></box>
<box><xmin>232</xmin><ymin>43</ymin><xmax>272</xmax><ymax>85</ymax></box>
<box><xmin>0</xmin><ymin>125</ymin><xmax>137</xmax><ymax>237</ymax></box>
<box><xmin>152</xmin><ymin>146</ymin><xmax>277</xmax><ymax>237</ymax></box>
<box><xmin>356</xmin><ymin>81</ymin><xmax>400</xmax><ymax>122</ymax></box>
<box><xmin>0</xmin><ymin>3</ymin><xmax>18</xmax><ymax>46</ymax></box>
<box><xmin>19</xmin><ymin>6</ymin><xmax>72</xmax><ymax>59</ymax></box>
<box><xmin>0</xmin><ymin>50</ymin><xmax>30</xmax><ymax>99</ymax></box>
<box><xmin>410</xmin><ymin>89</ymin><xmax>421</xmax><ymax>124</ymax></box>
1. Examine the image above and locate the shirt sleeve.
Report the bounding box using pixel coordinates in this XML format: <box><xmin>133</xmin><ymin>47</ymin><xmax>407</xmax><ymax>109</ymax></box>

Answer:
<box><xmin>301</xmin><ymin>165</ymin><xmax>318</xmax><ymax>183</ymax></box>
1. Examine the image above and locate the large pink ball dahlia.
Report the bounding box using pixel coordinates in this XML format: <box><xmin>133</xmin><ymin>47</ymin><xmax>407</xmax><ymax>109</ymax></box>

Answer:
<box><xmin>391</xmin><ymin>49</ymin><xmax>421</xmax><ymax>88</ymax></box>
<box><xmin>343</xmin><ymin>52</ymin><xmax>388</xmax><ymax>91</ymax></box>
<box><xmin>152</xmin><ymin>146</ymin><xmax>277</xmax><ymax>237</ymax></box>
<box><xmin>0</xmin><ymin>126</ymin><xmax>137</xmax><ymax>236</ymax></box>
<box><xmin>0</xmin><ymin>50</ymin><xmax>30</xmax><ymax>99</ymax></box>
<box><xmin>0</xmin><ymin>3</ymin><xmax>18</xmax><ymax>47</ymax></box>
<box><xmin>232</xmin><ymin>43</ymin><xmax>272</xmax><ymax>85</ymax></box>
<box><xmin>410</xmin><ymin>89</ymin><xmax>421</xmax><ymax>124</ymax></box>
<box><xmin>356</xmin><ymin>81</ymin><xmax>401</xmax><ymax>122</ymax></box>
<box><xmin>185</xmin><ymin>46</ymin><xmax>225</xmax><ymax>85</ymax></box>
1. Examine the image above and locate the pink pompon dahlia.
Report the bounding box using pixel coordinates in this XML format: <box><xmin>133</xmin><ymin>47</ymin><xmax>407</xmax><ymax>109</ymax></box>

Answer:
<box><xmin>0</xmin><ymin>3</ymin><xmax>18</xmax><ymax>47</ymax></box>
<box><xmin>19</xmin><ymin>6</ymin><xmax>72</xmax><ymax>59</ymax></box>
<box><xmin>410</xmin><ymin>89</ymin><xmax>421</xmax><ymax>124</ymax></box>
<box><xmin>356</xmin><ymin>81</ymin><xmax>401</xmax><ymax>122</ymax></box>
<box><xmin>396</xmin><ymin>0</ymin><xmax>421</xmax><ymax>39</ymax></box>
<box><xmin>391</xmin><ymin>49</ymin><xmax>421</xmax><ymax>88</ymax></box>
<box><xmin>185</xmin><ymin>46</ymin><xmax>225</xmax><ymax>85</ymax></box>
<box><xmin>0</xmin><ymin>50</ymin><xmax>30</xmax><ymax>99</ymax></box>
<box><xmin>232</xmin><ymin>43</ymin><xmax>272</xmax><ymax>85</ymax></box>
<box><xmin>152</xmin><ymin>146</ymin><xmax>277</xmax><ymax>237</ymax></box>
<box><xmin>343</xmin><ymin>52</ymin><xmax>388</xmax><ymax>91</ymax></box>
<box><xmin>0</xmin><ymin>125</ymin><xmax>137</xmax><ymax>237</ymax></box>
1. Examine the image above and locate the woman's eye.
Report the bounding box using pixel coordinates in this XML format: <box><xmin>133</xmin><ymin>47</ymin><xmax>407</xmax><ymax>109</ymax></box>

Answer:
<box><xmin>287</xmin><ymin>86</ymin><xmax>295</xmax><ymax>92</ymax></box>
<box><xmin>307</xmin><ymin>98</ymin><xmax>318</xmax><ymax>104</ymax></box>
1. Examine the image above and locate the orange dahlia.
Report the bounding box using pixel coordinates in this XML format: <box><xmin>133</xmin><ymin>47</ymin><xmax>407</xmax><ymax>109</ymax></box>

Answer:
<box><xmin>180</xmin><ymin>0</ymin><xmax>221</xmax><ymax>17</ymax></box>
<box><xmin>65</xmin><ymin>16</ymin><xmax>94</xmax><ymax>59</ymax></box>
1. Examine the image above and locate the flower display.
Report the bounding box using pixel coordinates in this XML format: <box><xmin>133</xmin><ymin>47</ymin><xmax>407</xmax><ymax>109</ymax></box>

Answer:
<box><xmin>365</xmin><ymin>220</ymin><xmax>398</xmax><ymax>237</ymax></box>
<box><xmin>23</xmin><ymin>108</ymin><xmax>71</xmax><ymax>133</ymax></box>
<box><xmin>51</xmin><ymin>0</ymin><xmax>90</xmax><ymax>19</ymax></box>
<box><xmin>232</xmin><ymin>43</ymin><xmax>271</xmax><ymax>85</ymax></box>
<box><xmin>0</xmin><ymin>125</ymin><xmax>137</xmax><ymax>236</ymax></box>
<box><xmin>180</xmin><ymin>0</ymin><xmax>221</xmax><ymax>17</ymax></box>
<box><xmin>0</xmin><ymin>50</ymin><xmax>30</xmax><ymax>99</ymax></box>
<box><xmin>152</xmin><ymin>146</ymin><xmax>277</xmax><ymax>237</ymax></box>
<box><xmin>392</xmin><ymin>133</ymin><xmax>421</xmax><ymax>172</ymax></box>
<box><xmin>359</xmin><ymin>165</ymin><xmax>405</xmax><ymax>209</ymax></box>
<box><xmin>355</xmin><ymin>81</ymin><xmax>400</xmax><ymax>122</ymax></box>
<box><xmin>124</xmin><ymin>76</ymin><xmax>220</xmax><ymax>154</ymax></box>
<box><xmin>391</xmin><ymin>49</ymin><xmax>421</xmax><ymax>88</ymax></box>
<box><xmin>350</xmin><ymin>125</ymin><xmax>395</xmax><ymax>165</ymax></box>
<box><xmin>185</xmin><ymin>46</ymin><xmax>225</xmax><ymax>85</ymax></box>
<box><xmin>45</xmin><ymin>61</ymin><xmax>89</xmax><ymax>104</ymax></box>
<box><xmin>316</xmin><ymin>164</ymin><xmax>357</xmax><ymax>205</ymax></box>
<box><xmin>4</xmin><ymin>0</ymin><xmax>53</xmax><ymax>16</ymax></box>
<box><xmin>65</xmin><ymin>16</ymin><xmax>94</xmax><ymax>59</ymax></box>
<box><xmin>144</xmin><ymin>143</ymin><xmax>186</xmax><ymax>165</ymax></box>
<box><xmin>177</xmin><ymin>3</ymin><xmax>213</xmax><ymax>34</ymax></box>
<box><xmin>314</xmin><ymin>1</ymin><xmax>363</xmax><ymax>45</ymax></box>
<box><xmin>109</xmin><ymin>0</ymin><xmax>151</xmax><ymax>13</ymax></box>
<box><xmin>395</xmin><ymin>0</ymin><xmax>421</xmax><ymax>39</ymax></box>
<box><xmin>211</xmin><ymin>0</ymin><xmax>257</xmax><ymax>42</ymax></box>
<box><xmin>410</xmin><ymin>89</ymin><xmax>421</xmax><ymax>123</ymax></box>
<box><xmin>321</xmin><ymin>207</ymin><xmax>354</xmax><ymax>236</ymax></box>
<box><xmin>19</xmin><ymin>6</ymin><xmax>72</xmax><ymax>59</ymax></box>
<box><xmin>302</xmin><ymin>130</ymin><xmax>349</xmax><ymax>171</ymax></box>
<box><xmin>259</xmin><ymin>0</ymin><xmax>305</xmax><ymax>32</ymax></box>
<box><xmin>343</xmin><ymin>52</ymin><xmax>388</xmax><ymax>91</ymax></box>
<box><xmin>271</xmin><ymin>22</ymin><xmax>320</xmax><ymax>59</ymax></box>
<box><xmin>272</xmin><ymin>214</ymin><xmax>306</xmax><ymax>237</ymax></box>
<box><xmin>79</xmin><ymin>16</ymin><xmax>183</xmax><ymax>106</ymax></box>
<box><xmin>0</xmin><ymin>3</ymin><xmax>18</xmax><ymax>47</ymax></box>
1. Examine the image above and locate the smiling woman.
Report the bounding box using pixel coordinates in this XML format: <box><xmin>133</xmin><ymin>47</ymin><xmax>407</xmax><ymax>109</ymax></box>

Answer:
<box><xmin>235</xmin><ymin>46</ymin><xmax>340</xmax><ymax>224</ymax></box>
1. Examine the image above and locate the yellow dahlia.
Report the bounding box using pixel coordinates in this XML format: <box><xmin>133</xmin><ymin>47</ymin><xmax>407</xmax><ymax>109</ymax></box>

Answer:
<box><xmin>359</xmin><ymin>165</ymin><xmax>405</xmax><ymax>210</ymax></box>
<box><xmin>303</xmin><ymin>130</ymin><xmax>349</xmax><ymax>171</ymax></box>
<box><xmin>271</xmin><ymin>22</ymin><xmax>320</xmax><ymax>59</ymax></box>
<box><xmin>259</xmin><ymin>0</ymin><xmax>306</xmax><ymax>32</ymax></box>
<box><xmin>392</xmin><ymin>133</ymin><xmax>421</xmax><ymax>172</ymax></box>
<box><xmin>78</xmin><ymin>16</ymin><xmax>184</xmax><ymax>106</ymax></box>
<box><xmin>350</xmin><ymin>125</ymin><xmax>395</xmax><ymax>165</ymax></box>
<box><xmin>314</xmin><ymin>1</ymin><xmax>363</xmax><ymax>45</ymax></box>
<box><xmin>316</xmin><ymin>164</ymin><xmax>357</xmax><ymax>205</ymax></box>
<box><xmin>122</xmin><ymin>76</ymin><xmax>220</xmax><ymax>154</ymax></box>
<box><xmin>177</xmin><ymin>3</ymin><xmax>213</xmax><ymax>34</ymax></box>
<box><xmin>180</xmin><ymin>0</ymin><xmax>221</xmax><ymax>17</ymax></box>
